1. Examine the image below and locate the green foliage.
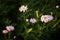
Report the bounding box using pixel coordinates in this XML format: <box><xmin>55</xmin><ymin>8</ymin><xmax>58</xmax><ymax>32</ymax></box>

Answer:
<box><xmin>0</xmin><ymin>0</ymin><xmax>60</xmax><ymax>40</ymax></box>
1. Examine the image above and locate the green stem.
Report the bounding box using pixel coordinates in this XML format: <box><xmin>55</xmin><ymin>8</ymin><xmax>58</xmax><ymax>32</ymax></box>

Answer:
<box><xmin>43</xmin><ymin>23</ymin><xmax>45</xmax><ymax>27</ymax></box>
<box><xmin>42</xmin><ymin>23</ymin><xmax>46</xmax><ymax>30</ymax></box>
<box><xmin>24</xmin><ymin>13</ymin><xmax>26</xmax><ymax>31</ymax></box>
<box><xmin>23</xmin><ymin>13</ymin><xmax>26</xmax><ymax>32</ymax></box>
<box><xmin>37</xmin><ymin>20</ymin><xmax>40</xmax><ymax>30</ymax></box>
<box><xmin>35</xmin><ymin>10</ymin><xmax>40</xmax><ymax>30</ymax></box>
<box><xmin>23</xmin><ymin>13</ymin><xmax>28</xmax><ymax>40</ymax></box>
<box><xmin>8</xmin><ymin>32</ymin><xmax>11</xmax><ymax>40</ymax></box>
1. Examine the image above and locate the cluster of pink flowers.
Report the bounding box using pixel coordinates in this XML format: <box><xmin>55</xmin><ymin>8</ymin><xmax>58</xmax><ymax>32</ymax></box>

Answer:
<box><xmin>18</xmin><ymin>5</ymin><xmax>60</xmax><ymax>23</ymax></box>
<box><xmin>19</xmin><ymin>5</ymin><xmax>59</xmax><ymax>22</ymax></box>
<box><xmin>2</xmin><ymin>25</ymin><xmax>14</xmax><ymax>34</ymax></box>
<box><xmin>26</xmin><ymin>18</ymin><xmax>37</xmax><ymax>23</ymax></box>
<box><xmin>26</xmin><ymin>15</ymin><xmax>53</xmax><ymax>23</ymax></box>
<box><xmin>19</xmin><ymin>5</ymin><xmax>54</xmax><ymax>23</ymax></box>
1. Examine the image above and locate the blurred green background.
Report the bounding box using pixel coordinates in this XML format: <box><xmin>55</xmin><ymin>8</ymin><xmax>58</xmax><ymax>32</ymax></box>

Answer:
<box><xmin>0</xmin><ymin>0</ymin><xmax>60</xmax><ymax>40</ymax></box>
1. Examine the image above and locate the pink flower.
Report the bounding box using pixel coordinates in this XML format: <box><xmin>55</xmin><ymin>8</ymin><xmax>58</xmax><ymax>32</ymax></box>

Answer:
<box><xmin>6</xmin><ymin>26</ymin><xmax>14</xmax><ymax>31</ymax></box>
<box><xmin>30</xmin><ymin>18</ymin><xmax>37</xmax><ymax>23</ymax></box>
<box><xmin>41</xmin><ymin>15</ymin><xmax>53</xmax><ymax>23</ymax></box>
<box><xmin>19</xmin><ymin>5</ymin><xmax>28</xmax><ymax>12</ymax></box>
<box><xmin>2</xmin><ymin>30</ymin><xmax>8</xmax><ymax>34</ymax></box>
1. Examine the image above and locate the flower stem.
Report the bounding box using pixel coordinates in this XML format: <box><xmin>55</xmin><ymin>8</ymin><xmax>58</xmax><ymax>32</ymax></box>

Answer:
<box><xmin>8</xmin><ymin>32</ymin><xmax>11</xmax><ymax>40</ymax></box>
<box><xmin>43</xmin><ymin>23</ymin><xmax>45</xmax><ymax>27</ymax></box>
<box><xmin>36</xmin><ymin>10</ymin><xmax>40</xmax><ymax>30</ymax></box>
<box><xmin>23</xmin><ymin>13</ymin><xmax>28</xmax><ymax>40</ymax></box>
